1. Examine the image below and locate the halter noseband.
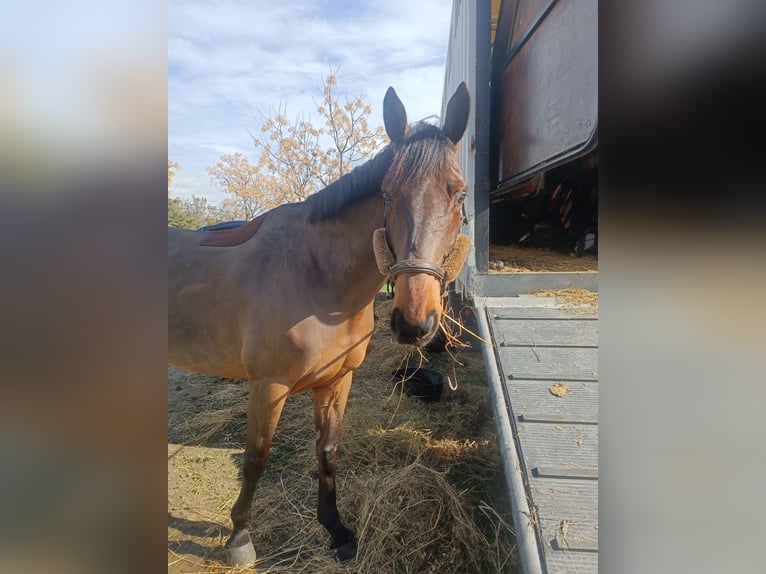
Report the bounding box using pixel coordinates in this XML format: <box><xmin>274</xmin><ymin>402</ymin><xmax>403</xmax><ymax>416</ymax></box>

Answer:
<box><xmin>388</xmin><ymin>259</ymin><xmax>446</xmax><ymax>282</ymax></box>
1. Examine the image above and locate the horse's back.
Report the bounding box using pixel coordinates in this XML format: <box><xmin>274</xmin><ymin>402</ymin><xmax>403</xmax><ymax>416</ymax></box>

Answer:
<box><xmin>167</xmin><ymin>203</ymin><xmax>373</xmax><ymax>383</ymax></box>
<box><xmin>168</xmin><ymin>226</ymin><xmax>251</xmax><ymax>377</ymax></box>
<box><xmin>167</xmin><ymin>206</ymin><xmax>311</xmax><ymax>378</ymax></box>
<box><xmin>168</xmin><ymin>227</ymin><xmax>230</xmax><ymax>297</ymax></box>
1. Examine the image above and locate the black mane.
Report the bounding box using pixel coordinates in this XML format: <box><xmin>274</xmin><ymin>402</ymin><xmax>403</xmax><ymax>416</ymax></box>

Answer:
<box><xmin>305</xmin><ymin>145</ymin><xmax>393</xmax><ymax>223</ymax></box>
<box><xmin>306</xmin><ymin>122</ymin><xmax>446</xmax><ymax>223</ymax></box>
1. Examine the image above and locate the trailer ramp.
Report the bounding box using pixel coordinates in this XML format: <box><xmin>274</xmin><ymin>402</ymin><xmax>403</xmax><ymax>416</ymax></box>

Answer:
<box><xmin>474</xmin><ymin>295</ymin><xmax>598</xmax><ymax>573</ymax></box>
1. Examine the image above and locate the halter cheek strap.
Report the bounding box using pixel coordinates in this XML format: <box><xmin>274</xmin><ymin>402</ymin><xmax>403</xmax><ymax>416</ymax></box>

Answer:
<box><xmin>372</xmin><ymin>227</ymin><xmax>396</xmax><ymax>274</ymax></box>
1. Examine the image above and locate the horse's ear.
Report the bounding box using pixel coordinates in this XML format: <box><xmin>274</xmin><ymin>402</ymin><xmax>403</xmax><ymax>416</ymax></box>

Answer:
<box><xmin>383</xmin><ymin>87</ymin><xmax>407</xmax><ymax>145</ymax></box>
<box><xmin>442</xmin><ymin>81</ymin><xmax>470</xmax><ymax>144</ymax></box>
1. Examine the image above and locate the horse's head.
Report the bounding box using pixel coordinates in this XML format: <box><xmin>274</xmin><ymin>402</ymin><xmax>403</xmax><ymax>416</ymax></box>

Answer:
<box><xmin>376</xmin><ymin>83</ymin><xmax>470</xmax><ymax>346</ymax></box>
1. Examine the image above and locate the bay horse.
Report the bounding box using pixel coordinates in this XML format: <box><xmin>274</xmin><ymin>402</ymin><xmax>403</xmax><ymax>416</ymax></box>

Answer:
<box><xmin>168</xmin><ymin>83</ymin><xmax>470</xmax><ymax>566</ymax></box>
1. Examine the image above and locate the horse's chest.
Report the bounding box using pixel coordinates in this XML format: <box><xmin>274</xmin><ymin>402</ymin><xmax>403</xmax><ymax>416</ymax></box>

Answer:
<box><xmin>289</xmin><ymin>314</ymin><xmax>373</xmax><ymax>388</ymax></box>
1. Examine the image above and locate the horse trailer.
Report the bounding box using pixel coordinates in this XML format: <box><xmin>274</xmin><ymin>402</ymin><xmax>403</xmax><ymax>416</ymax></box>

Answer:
<box><xmin>442</xmin><ymin>1</ymin><xmax>598</xmax><ymax>572</ymax></box>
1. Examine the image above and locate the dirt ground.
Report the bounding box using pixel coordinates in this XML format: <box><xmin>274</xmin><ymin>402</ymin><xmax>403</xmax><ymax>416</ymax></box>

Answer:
<box><xmin>168</xmin><ymin>295</ymin><xmax>519</xmax><ymax>573</ymax></box>
<box><xmin>489</xmin><ymin>243</ymin><xmax>598</xmax><ymax>272</ymax></box>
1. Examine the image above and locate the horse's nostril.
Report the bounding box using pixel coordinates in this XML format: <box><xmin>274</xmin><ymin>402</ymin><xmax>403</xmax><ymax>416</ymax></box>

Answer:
<box><xmin>391</xmin><ymin>308</ymin><xmax>439</xmax><ymax>345</ymax></box>
<box><xmin>420</xmin><ymin>310</ymin><xmax>438</xmax><ymax>338</ymax></box>
<box><xmin>390</xmin><ymin>307</ymin><xmax>402</xmax><ymax>333</ymax></box>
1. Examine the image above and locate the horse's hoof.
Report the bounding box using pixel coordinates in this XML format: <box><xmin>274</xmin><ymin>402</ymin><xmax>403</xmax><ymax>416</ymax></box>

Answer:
<box><xmin>224</xmin><ymin>531</ymin><xmax>256</xmax><ymax>567</ymax></box>
<box><xmin>334</xmin><ymin>538</ymin><xmax>357</xmax><ymax>562</ymax></box>
<box><xmin>225</xmin><ymin>541</ymin><xmax>256</xmax><ymax>567</ymax></box>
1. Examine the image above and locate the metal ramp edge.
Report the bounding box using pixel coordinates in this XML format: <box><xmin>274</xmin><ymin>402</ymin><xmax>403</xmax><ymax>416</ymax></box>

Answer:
<box><xmin>475</xmin><ymin>294</ymin><xmax>599</xmax><ymax>573</ymax></box>
<box><xmin>474</xmin><ymin>296</ymin><xmax>544</xmax><ymax>574</ymax></box>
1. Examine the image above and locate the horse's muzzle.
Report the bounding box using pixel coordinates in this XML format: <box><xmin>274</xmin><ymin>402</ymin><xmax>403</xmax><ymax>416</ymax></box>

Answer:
<box><xmin>390</xmin><ymin>308</ymin><xmax>439</xmax><ymax>346</ymax></box>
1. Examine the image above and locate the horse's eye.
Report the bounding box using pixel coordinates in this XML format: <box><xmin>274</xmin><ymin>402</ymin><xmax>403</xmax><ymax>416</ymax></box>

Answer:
<box><xmin>454</xmin><ymin>191</ymin><xmax>467</xmax><ymax>206</ymax></box>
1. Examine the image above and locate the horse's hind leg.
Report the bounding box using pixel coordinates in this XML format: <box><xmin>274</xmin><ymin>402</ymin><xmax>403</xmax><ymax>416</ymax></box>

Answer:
<box><xmin>313</xmin><ymin>372</ymin><xmax>357</xmax><ymax>561</ymax></box>
<box><xmin>224</xmin><ymin>380</ymin><xmax>289</xmax><ymax>567</ymax></box>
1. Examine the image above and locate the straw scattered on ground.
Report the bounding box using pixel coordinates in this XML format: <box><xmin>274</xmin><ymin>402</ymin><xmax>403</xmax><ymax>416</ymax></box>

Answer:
<box><xmin>532</xmin><ymin>288</ymin><xmax>598</xmax><ymax>311</ymax></box>
<box><xmin>168</xmin><ymin>294</ymin><xmax>519</xmax><ymax>573</ymax></box>
<box><xmin>488</xmin><ymin>243</ymin><xmax>598</xmax><ymax>272</ymax></box>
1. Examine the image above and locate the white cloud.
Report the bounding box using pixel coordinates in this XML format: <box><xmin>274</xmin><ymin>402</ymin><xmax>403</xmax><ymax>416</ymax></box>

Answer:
<box><xmin>168</xmin><ymin>0</ymin><xmax>454</xmax><ymax>206</ymax></box>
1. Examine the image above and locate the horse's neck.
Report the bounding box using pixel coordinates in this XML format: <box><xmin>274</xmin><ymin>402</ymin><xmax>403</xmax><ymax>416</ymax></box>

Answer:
<box><xmin>307</xmin><ymin>195</ymin><xmax>386</xmax><ymax>307</ymax></box>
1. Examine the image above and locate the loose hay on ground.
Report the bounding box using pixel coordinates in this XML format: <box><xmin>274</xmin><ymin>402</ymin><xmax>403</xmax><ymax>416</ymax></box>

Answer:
<box><xmin>168</xmin><ymin>294</ymin><xmax>519</xmax><ymax>573</ymax></box>
<box><xmin>351</xmin><ymin>462</ymin><xmax>507</xmax><ymax>574</ymax></box>
<box><xmin>532</xmin><ymin>288</ymin><xmax>598</xmax><ymax>313</ymax></box>
<box><xmin>488</xmin><ymin>243</ymin><xmax>598</xmax><ymax>272</ymax></box>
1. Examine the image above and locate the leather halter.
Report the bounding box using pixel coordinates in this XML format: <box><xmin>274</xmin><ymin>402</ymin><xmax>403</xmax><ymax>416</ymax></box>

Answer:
<box><xmin>388</xmin><ymin>259</ymin><xmax>446</xmax><ymax>282</ymax></box>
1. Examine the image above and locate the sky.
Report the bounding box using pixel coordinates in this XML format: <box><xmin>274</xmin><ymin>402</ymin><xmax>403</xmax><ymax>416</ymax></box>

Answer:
<box><xmin>169</xmin><ymin>0</ymin><xmax>455</xmax><ymax>204</ymax></box>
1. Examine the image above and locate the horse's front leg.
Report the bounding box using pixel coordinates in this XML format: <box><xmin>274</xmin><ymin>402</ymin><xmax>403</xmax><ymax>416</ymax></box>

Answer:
<box><xmin>224</xmin><ymin>380</ymin><xmax>289</xmax><ymax>567</ymax></box>
<box><xmin>313</xmin><ymin>371</ymin><xmax>357</xmax><ymax>561</ymax></box>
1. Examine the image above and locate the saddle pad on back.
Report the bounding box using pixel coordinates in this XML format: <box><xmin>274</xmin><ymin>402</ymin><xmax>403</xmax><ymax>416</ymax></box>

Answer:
<box><xmin>198</xmin><ymin>213</ymin><xmax>269</xmax><ymax>247</ymax></box>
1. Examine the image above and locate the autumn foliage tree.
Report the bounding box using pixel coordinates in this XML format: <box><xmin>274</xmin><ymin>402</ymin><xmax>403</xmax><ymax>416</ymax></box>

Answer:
<box><xmin>252</xmin><ymin>108</ymin><xmax>324</xmax><ymax>203</ymax></box>
<box><xmin>207</xmin><ymin>153</ymin><xmax>280</xmax><ymax>220</ymax></box>
<box><xmin>314</xmin><ymin>73</ymin><xmax>386</xmax><ymax>186</ymax></box>
<box><xmin>207</xmin><ymin>71</ymin><xmax>386</xmax><ymax>217</ymax></box>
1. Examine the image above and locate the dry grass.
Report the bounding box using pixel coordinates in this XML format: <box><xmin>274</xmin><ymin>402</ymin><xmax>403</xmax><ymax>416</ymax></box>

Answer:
<box><xmin>168</xmin><ymin>295</ymin><xmax>519</xmax><ymax>573</ymax></box>
<box><xmin>489</xmin><ymin>243</ymin><xmax>598</xmax><ymax>272</ymax></box>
